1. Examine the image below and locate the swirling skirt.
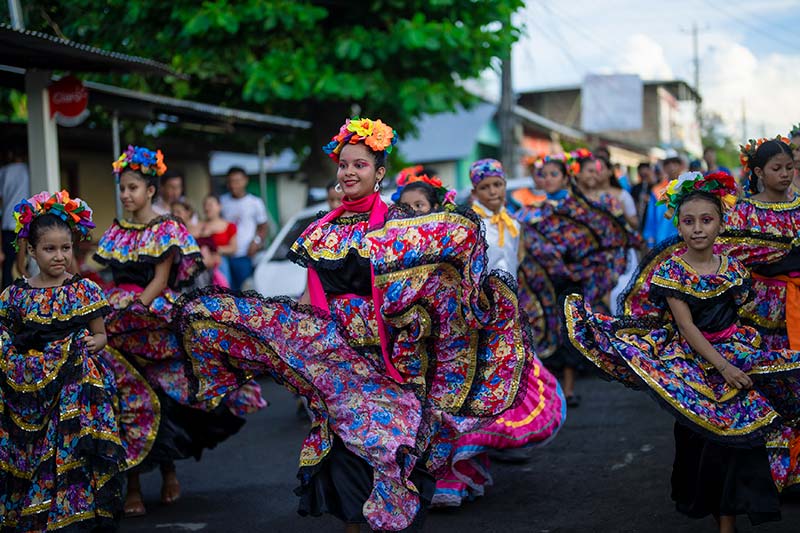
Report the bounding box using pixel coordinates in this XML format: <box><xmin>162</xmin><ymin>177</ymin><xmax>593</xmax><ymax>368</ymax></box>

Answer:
<box><xmin>0</xmin><ymin>333</ymin><xmax>129</xmax><ymax>532</ymax></box>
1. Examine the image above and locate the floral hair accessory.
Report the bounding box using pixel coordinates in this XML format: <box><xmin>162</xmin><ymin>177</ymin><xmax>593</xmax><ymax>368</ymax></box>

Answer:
<box><xmin>323</xmin><ymin>117</ymin><xmax>398</xmax><ymax>163</ymax></box>
<box><xmin>658</xmin><ymin>171</ymin><xmax>738</xmax><ymax>225</ymax></box>
<box><xmin>112</xmin><ymin>145</ymin><xmax>167</xmax><ymax>178</ymax></box>
<box><xmin>566</xmin><ymin>148</ymin><xmax>593</xmax><ymax>176</ymax></box>
<box><xmin>790</xmin><ymin>124</ymin><xmax>800</xmax><ymax>139</ymax></box>
<box><xmin>391</xmin><ymin>165</ymin><xmax>456</xmax><ymax>207</ymax></box>
<box><xmin>738</xmin><ymin>135</ymin><xmax>792</xmax><ymax>173</ymax></box>
<box><xmin>470</xmin><ymin>158</ymin><xmax>505</xmax><ymax>186</ymax></box>
<box><xmin>524</xmin><ymin>153</ymin><xmax>568</xmax><ymax>173</ymax></box>
<box><xmin>13</xmin><ymin>190</ymin><xmax>96</xmax><ymax>249</ymax></box>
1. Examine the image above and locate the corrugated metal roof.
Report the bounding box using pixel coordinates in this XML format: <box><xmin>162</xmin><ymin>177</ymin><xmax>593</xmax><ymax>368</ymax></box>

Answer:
<box><xmin>0</xmin><ymin>23</ymin><xmax>181</xmax><ymax>77</ymax></box>
<box><xmin>400</xmin><ymin>103</ymin><xmax>497</xmax><ymax>162</ymax></box>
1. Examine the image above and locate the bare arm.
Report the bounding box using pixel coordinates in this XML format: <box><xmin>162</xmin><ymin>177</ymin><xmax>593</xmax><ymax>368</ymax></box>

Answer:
<box><xmin>138</xmin><ymin>251</ymin><xmax>174</xmax><ymax>307</ymax></box>
<box><xmin>666</xmin><ymin>296</ymin><xmax>752</xmax><ymax>389</ymax></box>
<box><xmin>299</xmin><ymin>287</ymin><xmax>310</xmax><ymax>305</ymax></box>
<box><xmin>247</xmin><ymin>222</ymin><xmax>268</xmax><ymax>257</ymax></box>
<box><xmin>83</xmin><ymin>315</ymin><xmax>108</xmax><ymax>353</ymax></box>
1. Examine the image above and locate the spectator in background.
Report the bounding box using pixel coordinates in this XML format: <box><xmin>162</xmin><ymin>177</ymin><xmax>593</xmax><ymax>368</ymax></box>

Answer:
<box><xmin>199</xmin><ymin>194</ymin><xmax>237</xmax><ymax>287</ymax></box>
<box><xmin>631</xmin><ymin>162</ymin><xmax>658</xmax><ymax>229</ymax></box>
<box><xmin>220</xmin><ymin>167</ymin><xmax>268</xmax><ymax>291</ymax></box>
<box><xmin>642</xmin><ymin>151</ymin><xmax>682</xmax><ymax>248</ymax></box>
<box><xmin>153</xmin><ymin>170</ymin><xmax>199</xmax><ymax>224</ymax></box>
<box><xmin>0</xmin><ymin>145</ymin><xmax>31</xmax><ymax>287</ymax></box>
<box><xmin>702</xmin><ymin>147</ymin><xmax>731</xmax><ymax>176</ymax></box>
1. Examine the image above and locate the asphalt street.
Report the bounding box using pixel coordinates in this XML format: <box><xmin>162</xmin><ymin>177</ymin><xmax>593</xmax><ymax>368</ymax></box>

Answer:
<box><xmin>120</xmin><ymin>377</ymin><xmax>800</xmax><ymax>533</ymax></box>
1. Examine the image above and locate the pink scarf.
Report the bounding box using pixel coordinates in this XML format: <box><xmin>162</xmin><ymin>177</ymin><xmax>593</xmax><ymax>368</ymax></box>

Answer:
<box><xmin>306</xmin><ymin>193</ymin><xmax>402</xmax><ymax>382</ymax></box>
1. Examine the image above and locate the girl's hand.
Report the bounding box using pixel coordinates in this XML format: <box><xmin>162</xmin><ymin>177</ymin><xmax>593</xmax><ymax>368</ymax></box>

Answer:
<box><xmin>83</xmin><ymin>333</ymin><xmax>106</xmax><ymax>354</ymax></box>
<box><xmin>720</xmin><ymin>364</ymin><xmax>753</xmax><ymax>389</ymax></box>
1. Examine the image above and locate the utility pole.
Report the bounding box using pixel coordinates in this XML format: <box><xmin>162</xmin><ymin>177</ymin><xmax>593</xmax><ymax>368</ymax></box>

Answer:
<box><xmin>499</xmin><ymin>54</ymin><xmax>516</xmax><ymax>178</ymax></box>
<box><xmin>741</xmin><ymin>99</ymin><xmax>748</xmax><ymax>140</ymax></box>
<box><xmin>8</xmin><ymin>0</ymin><xmax>24</xmax><ymax>29</ymax></box>
<box><xmin>691</xmin><ymin>22</ymin><xmax>702</xmax><ymax>132</ymax></box>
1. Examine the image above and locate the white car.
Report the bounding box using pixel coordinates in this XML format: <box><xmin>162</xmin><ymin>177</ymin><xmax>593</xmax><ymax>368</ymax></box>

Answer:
<box><xmin>252</xmin><ymin>203</ymin><xmax>327</xmax><ymax>298</ymax></box>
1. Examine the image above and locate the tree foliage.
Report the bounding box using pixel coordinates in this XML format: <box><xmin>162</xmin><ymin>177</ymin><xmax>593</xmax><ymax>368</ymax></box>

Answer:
<box><xmin>24</xmin><ymin>0</ymin><xmax>524</xmax><ymax>179</ymax></box>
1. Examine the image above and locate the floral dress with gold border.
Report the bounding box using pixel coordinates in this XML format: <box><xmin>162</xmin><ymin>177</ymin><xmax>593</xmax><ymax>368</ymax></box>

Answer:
<box><xmin>515</xmin><ymin>187</ymin><xmax>640</xmax><ymax>361</ymax></box>
<box><xmin>565</xmin><ymin>252</ymin><xmax>800</xmax><ymax>524</ymax></box>
<box><xmin>724</xmin><ymin>195</ymin><xmax>800</xmax><ymax>493</ymax></box>
<box><xmin>0</xmin><ymin>275</ymin><xmax>158</xmax><ymax>532</ymax></box>
<box><xmin>173</xmin><ymin>205</ymin><xmax>563</xmax><ymax>531</ymax></box>
<box><xmin>94</xmin><ymin>215</ymin><xmax>261</xmax><ymax>473</ymax></box>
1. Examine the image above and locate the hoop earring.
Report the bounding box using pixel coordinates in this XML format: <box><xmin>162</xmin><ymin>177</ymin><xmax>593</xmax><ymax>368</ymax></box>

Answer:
<box><xmin>334</xmin><ymin>183</ymin><xmax>342</xmax><ymax>193</ymax></box>
<box><xmin>374</xmin><ymin>182</ymin><xmax>380</xmax><ymax>192</ymax></box>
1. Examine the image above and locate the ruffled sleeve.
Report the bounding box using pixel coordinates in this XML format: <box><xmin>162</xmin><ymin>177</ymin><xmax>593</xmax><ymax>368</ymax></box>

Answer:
<box><xmin>94</xmin><ymin>216</ymin><xmax>204</xmax><ymax>289</ymax></box>
<box><xmin>647</xmin><ymin>258</ymin><xmax>686</xmax><ymax>309</ymax></box>
<box><xmin>288</xmin><ymin>213</ymin><xmax>371</xmax><ymax>270</ymax></box>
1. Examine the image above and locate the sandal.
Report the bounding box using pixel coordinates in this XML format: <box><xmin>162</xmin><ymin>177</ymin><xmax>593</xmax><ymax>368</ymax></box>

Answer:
<box><xmin>124</xmin><ymin>491</ymin><xmax>146</xmax><ymax>517</ymax></box>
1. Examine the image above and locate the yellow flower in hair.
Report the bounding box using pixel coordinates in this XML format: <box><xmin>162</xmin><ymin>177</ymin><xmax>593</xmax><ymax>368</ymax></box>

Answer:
<box><xmin>349</xmin><ymin>118</ymin><xmax>375</xmax><ymax>138</ymax></box>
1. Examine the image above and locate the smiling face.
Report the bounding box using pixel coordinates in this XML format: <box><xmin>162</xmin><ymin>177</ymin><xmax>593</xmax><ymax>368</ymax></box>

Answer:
<box><xmin>337</xmin><ymin>143</ymin><xmax>385</xmax><ymax>201</ymax></box>
<box><xmin>755</xmin><ymin>151</ymin><xmax>794</xmax><ymax>195</ymax></box>
<box><xmin>574</xmin><ymin>160</ymin><xmax>599</xmax><ymax>190</ymax></box>
<box><xmin>119</xmin><ymin>171</ymin><xmax>155</xmax><ymax>213</ymax></box>
<box><xmin>473</xmin><ymin>175</ymin><xmax>506</xmax><ymax>213</ymax></box>
<box><xmin>677</xmin><ymin>196</ymin><xmax>722</xmax><ymax>253</ymax></box>
<box><xmin>540</xmin><ymin>162</ymin><xmax>568</xmax><ymax>194</ymax></box>
<box><xmin>28</xmin><ymin>226</ymin><xmax>74</xmax><ymax>280</ymax></box>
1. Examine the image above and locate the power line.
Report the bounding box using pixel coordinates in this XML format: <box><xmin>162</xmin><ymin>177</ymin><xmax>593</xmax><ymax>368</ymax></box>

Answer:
<box><xmin>703</xmin><ymin>0</ymin><xmax>794</xmax><ymax>49</ymax></box>
<box><xmin>533</xmin><ymin>0</ymin><xmax>618</xmax><ymax>57</ymax></box>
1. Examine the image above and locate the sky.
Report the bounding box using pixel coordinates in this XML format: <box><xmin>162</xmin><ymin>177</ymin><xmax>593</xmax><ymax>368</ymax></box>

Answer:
<box><xmin>497</xmin><ymin>0</ymin><xmax>800</xmax><ymax>142</ymax></box>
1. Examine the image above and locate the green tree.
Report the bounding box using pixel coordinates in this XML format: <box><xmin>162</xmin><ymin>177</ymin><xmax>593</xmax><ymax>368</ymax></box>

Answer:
<box><xmin>701</xmin><ymin>111</ymin><xmax>740</xmax><ymax>172</ymax></box>
<box><xmin>24</xmin><ymin>0</ymin><xmax>523</xmax><ymax>182</ymax></box>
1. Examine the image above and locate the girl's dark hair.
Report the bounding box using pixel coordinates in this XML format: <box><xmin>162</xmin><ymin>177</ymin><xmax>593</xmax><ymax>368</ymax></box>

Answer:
<box><xmin>400</xmin><ymin>181</ymin><xmax>439</xmax><ymax>210</ymax></box>
<box><xmin>677</xmin><ymin>190</ymin><xmax>723</xmax><ymax>219</ymax></box>
<box><xmin>542</xmin><ymin>159</ymin><xmax>567</xmax><ymax>177</ymax></box>
<box><xmin>576</xmin><ymin>155</ymin><xmax>595</xmax><ymax>173</ymax></box>
<box><xmin>121</xmin><ymin>168</ymin><xmax>159</xmax><ymax>194</ymax></box>
<box><xmin>28</xmin><ymin>213</ymin><xmax>73</xmax><ymax>247</ymax></box>
<box><xmin>204</xmin><ymin>193</ymin><xmax>220</xmax><ymax>203</ymax></box>
<box><xmin>596</xmin><ymin>156</ymin><xmax>622</xmax><ymax>189</ymax></box>
<box><xmin>748</xmin><ymin>139</ymin><xmax>793</xmax><ymax>194</ymax></box>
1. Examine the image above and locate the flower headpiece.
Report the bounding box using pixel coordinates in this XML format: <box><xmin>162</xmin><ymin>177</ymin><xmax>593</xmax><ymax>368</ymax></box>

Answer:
<box><xmin>391</xmin><ymin>165</ymin><xmax>456</xmax><ymax>207</ymax></box>
<box><xmin>112</xmin><ymin>145</ymin><xmax>167</xmax><ymax>178</ymax></box>
<box><xmin>323</xmin><ymin>117</ymin><xmax>398</xmax><ymax>163</ymax></box>
<box><xmin>658</xmin><ymin>171</ymin><xmax>737</xmax><ymax>225</ymax></box>
<box><xmin>738</xmin><ymin>135</ymin><xmax>792</xmax><ymax>174</ymax></box>
<box><xmin>13</xmin><ymin>190</ymin><xmax>96</xmax><ymax>249</ymax></box>
<box><xmin>790</xmin><ymin>124</ymin><xmax>800</xmax><ymax>139</ymax></box>
<box><xmin>470</xmin><ymin>158</ymin><xmax>505</xmax><ymax>186</ymax></box>
<box><xmin>566</xmin><ymin>148</ymin><xmax>593</xmax><ymax>176</ymax></box>
<box><xmin>524</xmin><ymin>153</ymin><xmax>568</xmax><ymax>172</ymax></box>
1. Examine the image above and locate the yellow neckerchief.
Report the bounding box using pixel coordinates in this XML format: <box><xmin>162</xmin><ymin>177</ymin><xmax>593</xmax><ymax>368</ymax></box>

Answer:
<box><xmin>471</xmin><ymin>202</ymin><xmax>519</xmax><ymax>247</ymax></box>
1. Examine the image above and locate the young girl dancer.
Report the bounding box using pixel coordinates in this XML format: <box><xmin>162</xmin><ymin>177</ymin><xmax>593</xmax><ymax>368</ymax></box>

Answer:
<box><xmin>565</xmin><ymin>171</ymin><xmax>800</xmax><ymax>532</ymax></box>
<box><xmin>725</xmin><ymin>138</ymin><xmax>800</xmax><ymax>494</ymax></box>
<box><xmin>95</xmin><ymin>146</ymin><xmax>260</xmax><ymax>517</ymax></box>
<box><xmin>430</xmin><ymin>160</ymin><xmax>565</xmax><ymax>507</ymax></box>
<box><xmin>516</xmin><ymin>152</ymin><xmax>639</xmax><ymax>407</ymax></box>
<box><xmin>0</xmin><ymin>191</ymin><xmax>157</xmax><ymax>531</ymax></box>
<box><xmin>173</xmin><ymin>119</ymin><xmax>563</xmax><ymax>531</ymax></box>
<box><xmin>393</xmin><ymin>166</ymin><xmax>455</xmax><ymax>215</ymax></box>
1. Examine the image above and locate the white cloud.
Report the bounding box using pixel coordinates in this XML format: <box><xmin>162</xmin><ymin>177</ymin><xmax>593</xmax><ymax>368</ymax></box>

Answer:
<box><xmin>700</xmin><ymin>40</ymin><xmax>800</xmax><ymax>139</ymax></box>
<box><xmin>613</xmin><ymin>34</ymin><xmax>674</xmax><ymax>80</ymax></box>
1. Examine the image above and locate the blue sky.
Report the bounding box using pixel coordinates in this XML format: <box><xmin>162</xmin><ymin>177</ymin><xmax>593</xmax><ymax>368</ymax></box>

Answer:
<box><xmin>502</xmin><ymin>0</ymin><xmax>800</xmax><ymax>140</ymax></box>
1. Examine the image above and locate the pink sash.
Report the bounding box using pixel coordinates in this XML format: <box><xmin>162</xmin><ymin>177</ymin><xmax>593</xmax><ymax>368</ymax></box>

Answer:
<box><xmin>306</xmin><ymin>193</ymin><xmax>402</xmax><ymax>382</ymax></box>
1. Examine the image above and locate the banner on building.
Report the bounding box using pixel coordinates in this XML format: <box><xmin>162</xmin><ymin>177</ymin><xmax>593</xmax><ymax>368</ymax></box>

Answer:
<box><xmin>581</xmin><ymin>74</ymin><xmax>643</xmax><ymax>133</ymax></box>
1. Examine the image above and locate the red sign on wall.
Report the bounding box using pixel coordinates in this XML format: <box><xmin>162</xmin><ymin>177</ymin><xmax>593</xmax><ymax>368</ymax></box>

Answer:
<box><xmin>48</xmin><ymin>75</ymin><xmax>89</xmax><ymax>126</ymax></box>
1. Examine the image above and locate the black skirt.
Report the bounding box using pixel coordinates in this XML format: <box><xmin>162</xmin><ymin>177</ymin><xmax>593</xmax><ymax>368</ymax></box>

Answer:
<box><xmin>296</xmin><ymin>437</ymin><xmax>434</xmax><ymax>530</ymax></box>
<box><xmin>135</xmin><ymin>393</ymin><xmax>245</xmax><ymax>472</ymax></box>
<box><xmin>671</xmin><ymin>422</ymin><xmax>781</xmax><ymax>525</ymax></box>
